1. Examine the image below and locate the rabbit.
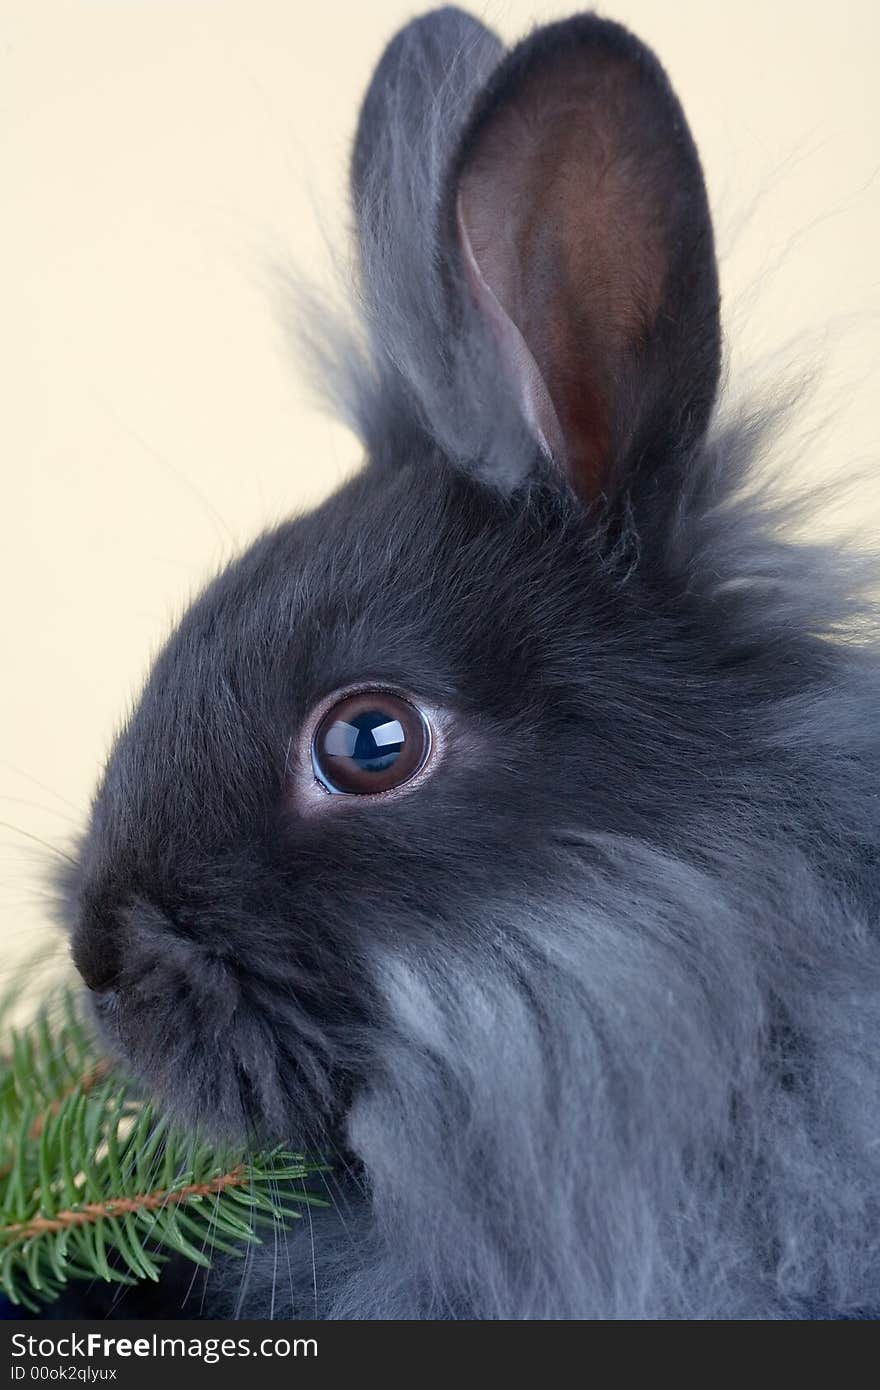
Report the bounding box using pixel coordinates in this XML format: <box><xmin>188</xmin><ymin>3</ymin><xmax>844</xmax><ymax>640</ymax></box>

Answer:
<box><xmin>57</xmin><ymin>7</ymin><xmax>880</xmax><ymax>1320</ymax></box>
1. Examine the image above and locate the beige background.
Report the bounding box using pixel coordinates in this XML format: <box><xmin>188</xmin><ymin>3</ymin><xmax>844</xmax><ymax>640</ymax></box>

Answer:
<box><xmin>2</xmin><ymin>0</ymin><xmax>879</xmax><ymax>979</ymax></box>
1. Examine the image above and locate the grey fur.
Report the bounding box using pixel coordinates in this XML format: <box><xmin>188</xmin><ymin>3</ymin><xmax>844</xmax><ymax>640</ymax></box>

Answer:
<box><xmin>60</xmin><ymin>9</ymin><xmax>880</xmax><ymax>1319</ymax></box>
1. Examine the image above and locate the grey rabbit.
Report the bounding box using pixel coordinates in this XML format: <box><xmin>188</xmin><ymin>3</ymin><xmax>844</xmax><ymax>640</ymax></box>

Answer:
<box><xmin>58</xmin><ymin>7</ymin><xmax>880</xmax><ymax>1319</ymax></box>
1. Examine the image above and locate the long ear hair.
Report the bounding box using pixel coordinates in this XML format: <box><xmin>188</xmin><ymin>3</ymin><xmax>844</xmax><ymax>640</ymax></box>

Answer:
<box><xmin>346</xmin><ymin>10</ymin><xmax>721</xmax><ymax>506</ymax></box>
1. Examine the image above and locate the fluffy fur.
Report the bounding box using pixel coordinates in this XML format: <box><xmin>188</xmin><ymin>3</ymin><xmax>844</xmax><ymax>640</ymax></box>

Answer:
<box><xmin>58</xmin><ymin>8</ymin><xmax>880</xmax><ymax>1319</ymax></box>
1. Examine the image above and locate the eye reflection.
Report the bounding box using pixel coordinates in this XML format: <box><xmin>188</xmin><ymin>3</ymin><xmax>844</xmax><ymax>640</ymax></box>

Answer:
<box><xmin>312</xmin><ymin>692</ymin><xmax>430</xmax><ymax>795</ymax></box>
<box><xmin>322</xmin><ymin>715</ymin><xmax>405</xmax><ymax>764</ymax></box>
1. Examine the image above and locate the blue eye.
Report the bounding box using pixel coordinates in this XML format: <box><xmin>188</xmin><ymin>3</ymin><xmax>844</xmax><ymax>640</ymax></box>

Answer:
<box><xmin>312</xmin><ymin>691</ymin><xmax>430</xmax><ymax>794</ymax></box>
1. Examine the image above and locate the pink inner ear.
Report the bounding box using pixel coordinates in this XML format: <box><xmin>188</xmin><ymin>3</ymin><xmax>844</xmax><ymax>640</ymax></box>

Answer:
<box><xmin>457</xmin><ymin>197</ymin><xmax>566</xmax><ymax>468</ymax></box>
<box><xmin>453</xmin><ymin>40</ymin><xmax>682</xmax><ymax>502</ymax></box>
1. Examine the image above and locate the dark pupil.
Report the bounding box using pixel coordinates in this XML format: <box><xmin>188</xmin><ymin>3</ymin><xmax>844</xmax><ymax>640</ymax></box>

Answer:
<box><xmin>324</xmin><ymin>709</ymin><xmax>405</xmax><ymax>775</ymax></box>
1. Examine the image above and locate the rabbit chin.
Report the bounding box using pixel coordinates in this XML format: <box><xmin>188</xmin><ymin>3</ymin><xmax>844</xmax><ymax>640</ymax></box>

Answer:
<box><xmin>78</xmin><ymin>896</ymin><xmax>358</xmax><ymax>1152</ymax></box>
<box><xmin>89</xmin><ymin>980</ymin><xmax>349</xmax><ymax>1152</ymax></box>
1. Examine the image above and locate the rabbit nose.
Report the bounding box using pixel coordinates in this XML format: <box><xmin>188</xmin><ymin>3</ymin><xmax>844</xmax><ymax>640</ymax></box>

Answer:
<box><xmin>71</xmin><ymin>904</ymin><xmax>122</xmax><ymax>995</ymax></box>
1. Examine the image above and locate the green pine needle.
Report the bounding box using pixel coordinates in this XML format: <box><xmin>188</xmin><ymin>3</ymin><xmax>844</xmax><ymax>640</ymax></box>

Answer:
<box><xmin>0</xmin><ymin>989</ymin><xmax>326</xmax><ymax>1310</ymax></box>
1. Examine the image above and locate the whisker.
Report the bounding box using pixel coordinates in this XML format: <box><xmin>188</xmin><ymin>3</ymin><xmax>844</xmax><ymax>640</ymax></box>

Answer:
<box><xmin>182</xmin><ymin>1177</ymin><xmax>224</xmax><ymax>1313</ymax></box>
<box><xmin>300</xmin><ymin>1174</ymin><xmax>319</xmax><ymax>1319</ymax></box>
<box><xmin>92</xmin><ymin>393</ymin><xmax>238</xmax><ymax>551</ymax></box>
<box><xmin>0</xmin><ymin>796</ymin><xmax>79</xmax><ymax>826</ymax></box>
<box><xmin>281</xmin><ymin>1181</ymin><xmax>296</xmax><ymax>1317</ymax></box>
<box><xmin>268</xmin><ymin>1201</ymin><xmax>280</xmax><ymax>1321</ymax></box>
<box><xmin>327</xmin><ymin>1138</ymin><xmax>367</xmax><ymax>1199</ymax></box>
<box><xmin>0</xmin><ymin>761</ymin><xmax>83</xmax><ymax>815</ymax></box>
<box><xmin>232</xmin><ymin>1176</ymin><xmax>257</xmax><ymax>1319</ymax></box>
<box><xmin>0</xmin><ymin>820</ymin><xmax>78</xmax><ymax>866</ymax></box>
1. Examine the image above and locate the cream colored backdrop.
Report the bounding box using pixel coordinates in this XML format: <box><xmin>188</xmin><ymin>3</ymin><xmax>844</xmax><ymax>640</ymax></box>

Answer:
<box><xmin>2</xmin><ymin>0</ymin><xmax>879</xmax><ymax>972</ymax></box>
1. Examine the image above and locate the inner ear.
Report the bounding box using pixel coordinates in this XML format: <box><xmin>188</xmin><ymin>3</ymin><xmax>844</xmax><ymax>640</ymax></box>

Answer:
<box><xmin>452</xmin><ymin>17</ymin><xmax>721</xmax><ymax>502</ymax></box>
<box><xmin>456</xmin><ymin>196</ymin><xmax>567</xmax><ymax>466</ymax></box>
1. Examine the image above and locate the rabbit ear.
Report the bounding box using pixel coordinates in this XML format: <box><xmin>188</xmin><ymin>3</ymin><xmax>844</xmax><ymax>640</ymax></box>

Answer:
<box><xmin>449</xmin><ymin>14</ymin><xmax>721</xmax><ymax>502</ymax></box>
<box><xmin>352</xmin><ymin>7</ymin><xmax>502</xmax><ymax>231</ymax></box>
<box><xmin>348</xmin><ymin>8</ymin><xmax>505</xmax><ymax>458</ymax></box>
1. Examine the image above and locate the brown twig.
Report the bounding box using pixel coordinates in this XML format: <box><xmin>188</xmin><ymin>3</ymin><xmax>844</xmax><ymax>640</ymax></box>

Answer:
<box><xmin>3</xmin><ymin>1164</ymin><xmax>249</xmax><ymax>1240</ymax></box>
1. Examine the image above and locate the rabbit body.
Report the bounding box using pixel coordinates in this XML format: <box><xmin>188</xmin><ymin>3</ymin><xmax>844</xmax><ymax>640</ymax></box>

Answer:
<box><xmin>62</xmin><ymin>9</ymin><xmax>880</xmax><ymax>1319</ymax></box>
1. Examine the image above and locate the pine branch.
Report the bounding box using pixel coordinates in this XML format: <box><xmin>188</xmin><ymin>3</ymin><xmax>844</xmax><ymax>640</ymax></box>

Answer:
<box><xmin>4</xmin><ymin>1163</ymin><xmax>250</xmax><ymax>1237</ymax></box>
<box><xmin>0</xmin><ymin>988</ymin><xmax>326</xmax><ymax>1311</ymax></box>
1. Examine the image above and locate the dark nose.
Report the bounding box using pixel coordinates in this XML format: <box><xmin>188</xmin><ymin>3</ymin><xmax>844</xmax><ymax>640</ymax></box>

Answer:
<box><xmin>71</xmin><ymin>903</ymin><xmax>122</xmax><ymax>994</ymax></box>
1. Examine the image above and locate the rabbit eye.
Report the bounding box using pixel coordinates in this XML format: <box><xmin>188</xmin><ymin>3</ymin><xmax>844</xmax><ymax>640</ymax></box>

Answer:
<box><xmin>312</xmin><ymin>691</ymin><xmax>431</xmax><ymax>795</ymax></box>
